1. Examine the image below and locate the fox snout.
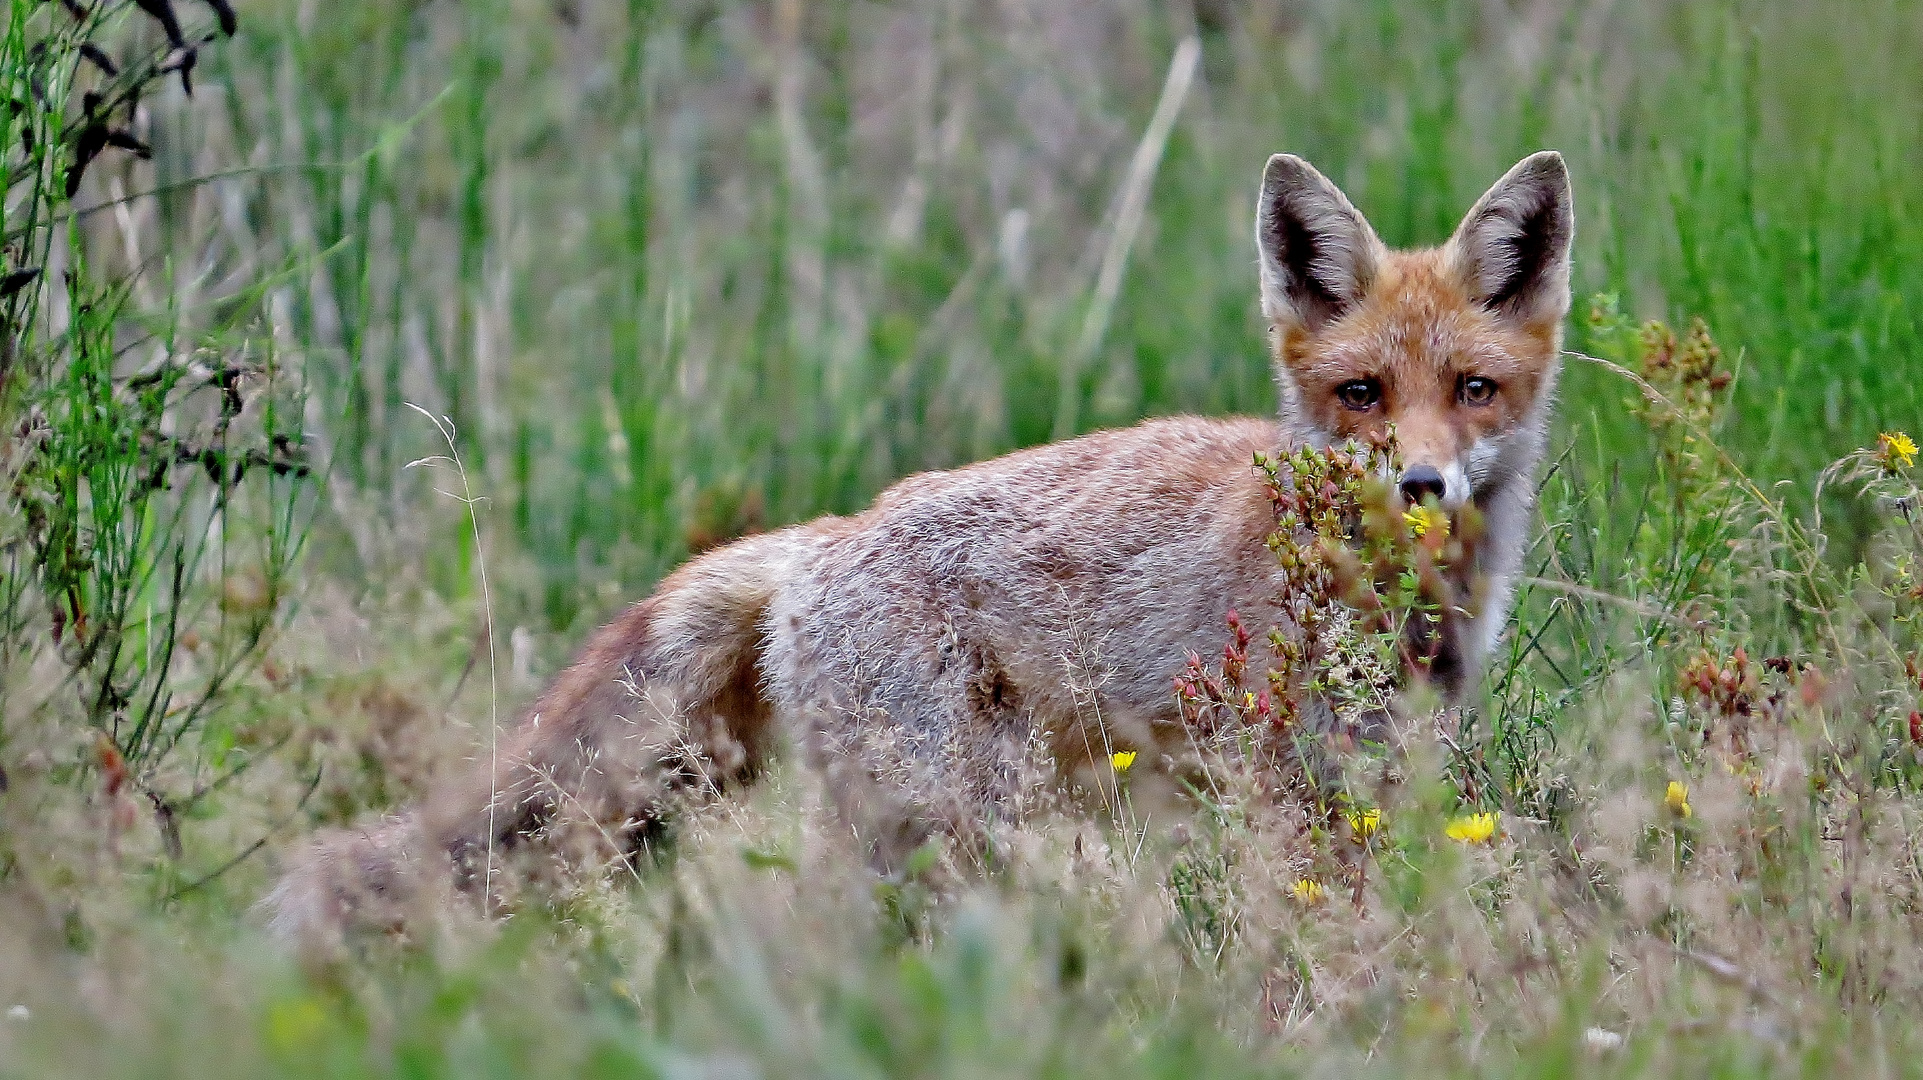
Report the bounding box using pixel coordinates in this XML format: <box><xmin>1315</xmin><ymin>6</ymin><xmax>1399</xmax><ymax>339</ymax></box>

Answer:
<box><xmin>1398</xmin><ymin>464</ymin><xmax>1446</xmax><ymax>507</ymax></box>
<box><xmin>1395</xmin><ymin>455</ymin><xmax>1473</xmax><ymax>510</ymax></box>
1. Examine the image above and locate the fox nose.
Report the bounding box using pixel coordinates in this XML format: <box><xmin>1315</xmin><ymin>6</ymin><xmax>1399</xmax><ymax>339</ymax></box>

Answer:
<box><xmin>1399</xmin><ymin>465</ymin><xmax>1446</xmax><ymax>506</ymax></box>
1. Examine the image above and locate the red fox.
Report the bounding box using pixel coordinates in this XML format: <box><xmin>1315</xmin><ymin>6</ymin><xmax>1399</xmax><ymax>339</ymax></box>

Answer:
<box><xmin>265</xmin><ymin>151</ymin><xmax>1573</xmax><ymax>941</ymax></box>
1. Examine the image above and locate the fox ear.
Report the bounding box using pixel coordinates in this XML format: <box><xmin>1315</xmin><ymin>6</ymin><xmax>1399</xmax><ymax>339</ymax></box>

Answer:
<box><xmin>1448</xmin><ymin>151</ymin><xmax>1574</xmax><ymax>325</ymax></box>
<box><xmin>1255</xmin><ymin>154</ymin><xmax>1383</xmax><ymax>333</ymax></box>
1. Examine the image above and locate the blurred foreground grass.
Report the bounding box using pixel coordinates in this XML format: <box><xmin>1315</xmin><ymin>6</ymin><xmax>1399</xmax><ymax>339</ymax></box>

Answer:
<box><xmin>6</xmin><ymin>0</ymin><xmax>1923</xmax><ymax>1076</ymax></box>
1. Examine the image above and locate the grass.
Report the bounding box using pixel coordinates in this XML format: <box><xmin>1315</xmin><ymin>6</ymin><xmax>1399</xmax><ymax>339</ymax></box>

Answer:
<box><xmin>204</xmin><ymin>0</ymin><xmax>1923</xmax><ymax>629</ymax></box>
<box><xmin>6</xmin><ymin>0</ymin><xmax>1923</xmax><ymax>1076</ymax></box>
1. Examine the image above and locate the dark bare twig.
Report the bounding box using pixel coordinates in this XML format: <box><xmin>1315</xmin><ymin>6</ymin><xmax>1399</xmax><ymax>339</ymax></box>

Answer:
<box><xmin>202</xmin><ymin>0</ymin><xmax>237</xmax><ymax>36</ymax></box>
<box><xmin>77</xmin><ymin>43</ymin><xmax>116</xmax><ymax>76</ymax></box>
<box><xmin>132</xmin><ymin>0</ymin><xmax>186</xmax><ymax>49</ymax></box>
<box><xmin>0</xmin><ymin>268</ymin><xmax>40</xmax><ymax>297</ymax></box>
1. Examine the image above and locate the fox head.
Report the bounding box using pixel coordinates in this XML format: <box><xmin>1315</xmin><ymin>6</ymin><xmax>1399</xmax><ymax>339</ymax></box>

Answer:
<box><xmin>1255</xmin><ymin>152</ymin><xmax>1574</xmax><ymax>513</ymax></box>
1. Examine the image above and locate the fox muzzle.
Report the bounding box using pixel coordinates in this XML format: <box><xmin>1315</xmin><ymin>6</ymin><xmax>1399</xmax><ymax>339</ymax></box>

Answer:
<box><xmin>1399</xmin><ymin>464</ymin><xmax>1446</xmax><ymax>507</ymax></box>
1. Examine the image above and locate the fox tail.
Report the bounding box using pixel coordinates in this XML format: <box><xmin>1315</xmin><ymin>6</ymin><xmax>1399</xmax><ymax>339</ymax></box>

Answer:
<box><xmin>261</xmin><ymin>527</ymin><xmax>817</xmax><ymax>946</ymax></box>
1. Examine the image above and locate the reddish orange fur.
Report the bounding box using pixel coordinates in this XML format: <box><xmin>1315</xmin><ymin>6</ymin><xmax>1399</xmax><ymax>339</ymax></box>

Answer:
<box><xmin>1280</xmin><ymin>249</ymin><xmax>1560</xmax><ymax>473</ymax></box>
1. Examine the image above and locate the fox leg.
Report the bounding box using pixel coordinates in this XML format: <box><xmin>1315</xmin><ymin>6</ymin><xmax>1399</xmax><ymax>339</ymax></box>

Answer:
<box><xmin>768</xmin><ymin>598</ymin><xmax>1039</xmax><ymax>877</ymax></box>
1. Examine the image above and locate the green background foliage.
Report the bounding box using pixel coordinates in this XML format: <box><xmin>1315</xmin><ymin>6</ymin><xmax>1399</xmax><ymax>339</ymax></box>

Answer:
<box><xmin>215</xmin><ymin>0</ymin><xmax>1921</xmax><ymax>629</ymax></box>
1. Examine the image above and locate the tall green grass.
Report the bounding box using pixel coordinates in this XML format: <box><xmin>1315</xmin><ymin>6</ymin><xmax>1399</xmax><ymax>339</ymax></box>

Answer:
<box><xmin>203</xmin><ymin>0</ymin><xmax>1923</xmax><ymax>636</ymax></box>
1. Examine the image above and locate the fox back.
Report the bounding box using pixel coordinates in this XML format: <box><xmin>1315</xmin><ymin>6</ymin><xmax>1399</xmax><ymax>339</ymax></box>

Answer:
<box><xmin>263</xmin><ymin>152</ymin><xmax>1574</xmax><ymax>944</ymax></box>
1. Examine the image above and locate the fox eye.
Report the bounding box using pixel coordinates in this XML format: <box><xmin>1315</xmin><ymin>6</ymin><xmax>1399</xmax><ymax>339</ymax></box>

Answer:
<box><xmin>1335</xmin><ymin>379</ymin><xmax>1381</xmax><ymax>411</ymax></box>
<box><xmin>1460</xmin><ymin>375</ymin><xmax>1498</xmax><ymax>405</ymax></box>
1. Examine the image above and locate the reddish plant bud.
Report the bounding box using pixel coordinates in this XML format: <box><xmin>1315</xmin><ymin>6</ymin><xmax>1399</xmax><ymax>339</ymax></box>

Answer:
<box><xmin>1798</xmin><ymin>665</ymin><xmax>1828</xmax><ymax>709</ymax></box>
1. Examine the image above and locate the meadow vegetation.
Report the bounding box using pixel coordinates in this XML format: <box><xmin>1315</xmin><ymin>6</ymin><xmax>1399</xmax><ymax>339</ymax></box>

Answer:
<box><xmin>5</xmin><ymin>0</ymin><xmax>1923</xmax><ymax>1075</ymax></box>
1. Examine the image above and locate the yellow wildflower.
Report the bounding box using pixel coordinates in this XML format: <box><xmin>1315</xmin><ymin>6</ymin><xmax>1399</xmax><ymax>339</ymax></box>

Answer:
<box><xmin>1445</xmin><ymin>811</ymin><xmax>1497</xmax><ymax>845</ymax></box>
<box><xmin>1289</xmin><ymin>878</ymin><xmax>1327</xmax><ymax>906</ymax></box>
<box><xmin>1403</xmin><ymin>504</ymin><xmax>1449</xmax><ymax>539</ymax></box>
<box><xmin>1880</xmin><ymin>431</ymin><xmax>1917</xmax><ymax>470</ymax></box>
<box><xmin>1665</xmin><ymin>780</ymin><xmax>1692</xmax><ymax>819</ymax></box>
<box><xmin>1346</xmin><ymin>806</ymin><xmax>1382</xmax><ymax>840</ymax></box>
<box><xmin>1110</xmin><ymin>750</ymin><xmax>1137</xmax><ymax>775</ymax></box>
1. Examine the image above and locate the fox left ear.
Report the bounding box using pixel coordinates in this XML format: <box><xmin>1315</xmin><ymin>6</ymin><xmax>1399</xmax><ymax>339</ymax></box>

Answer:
<box><xmin>1255</xmin><ymin>154</ymin><xmax>1384</xmax><ymax>334</ymax></box>
<box><xmin>1447</xmin><ymin>151</ymin><xmax>1574</xmax><ymax>325</ymax></box>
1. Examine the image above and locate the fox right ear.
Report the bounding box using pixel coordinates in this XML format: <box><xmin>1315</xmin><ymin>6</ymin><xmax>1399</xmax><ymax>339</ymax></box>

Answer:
<box><xmin>1255</xmin><ymin>154</ymin><xmax>1383</xmax><ymax>333</ymax></box>
<box><xmin>1447</xmin><ymin>151</ymin><xmax>1575</xmax><ymax>327</ymax></box>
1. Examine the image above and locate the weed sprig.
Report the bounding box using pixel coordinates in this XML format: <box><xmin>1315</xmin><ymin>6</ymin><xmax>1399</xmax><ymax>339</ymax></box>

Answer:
<box><xmin>1</xmin><ymin>0</ymin><xmax>309</xmax><ymax>896</ymax></box>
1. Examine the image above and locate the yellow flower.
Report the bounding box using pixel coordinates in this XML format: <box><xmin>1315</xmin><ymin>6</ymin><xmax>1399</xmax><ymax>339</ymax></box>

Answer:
<box><xmin>1403</xmin><ymin>504</ymin><xmax>1449</xmax><ymax>539</ymax></box>
<box><xmin>1289</xmin><ymin>878</ymin><xmax>1327</xmax><ymax>906</ymax></box>
<box><xmin>1346</xmin><ymin>806</ymin><xmax>1382</xmax><ymax>840</ymax></box>
<box><xmin>1445</xmin><ymin>812</ymin><xmax>1497</xmax><ymax>845</ymax></box>
<box><xmin>1110</xmin><ymin>750</ymin><xmax>1137</xmax><ymax>775</ymax></box>
<box><xmin>1880</xmin><ymin>431</ymin><xmax>1917</xmax><ymax>470</ymax></box>
<box><xmin>1665</xmin><ymin>780</ymin><xmax>1692</xmax><ymax>819</ymax></box>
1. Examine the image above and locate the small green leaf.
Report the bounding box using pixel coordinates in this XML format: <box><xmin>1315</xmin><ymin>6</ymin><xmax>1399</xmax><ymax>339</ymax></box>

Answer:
<box><xmin>903</xmin><ymin>838</ymin><xmax>943</xmax><ymax>879</ymax></box>
<box><xmin>740</xmin><ymin>846</ymin><xmax>796</xmax><ymax>873</ymax></box>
